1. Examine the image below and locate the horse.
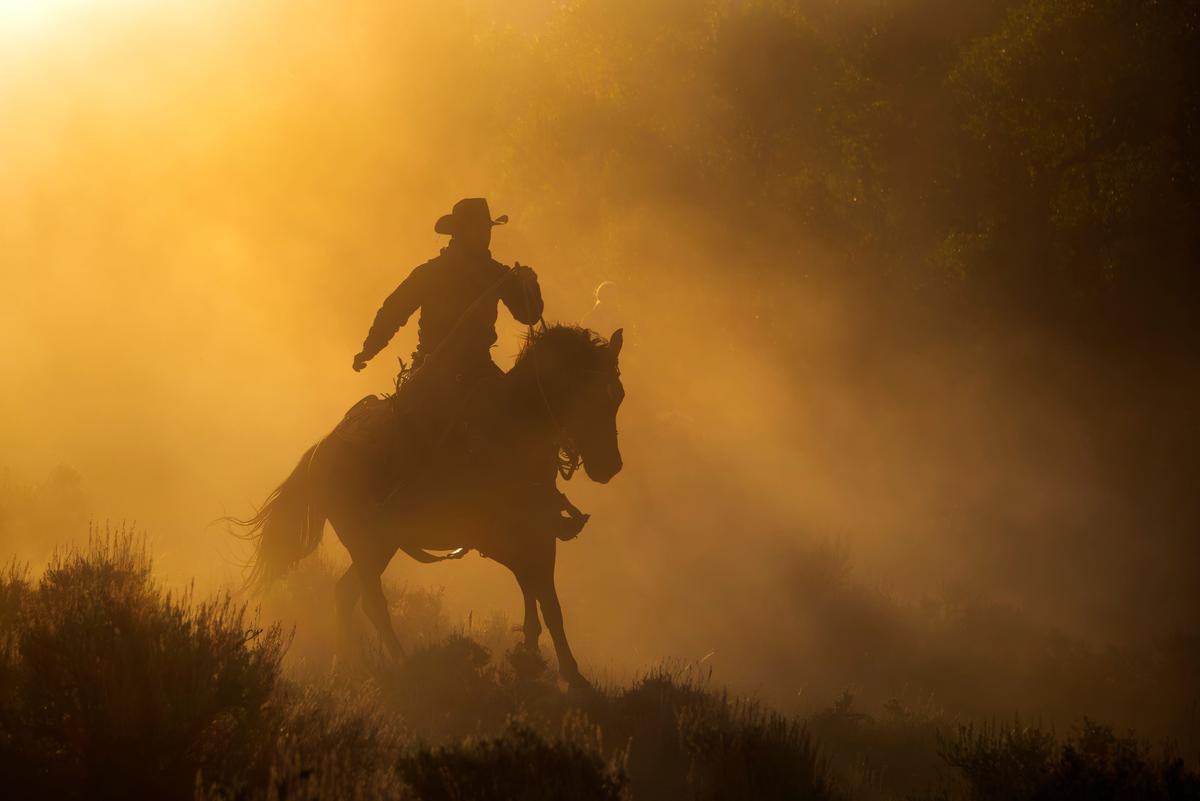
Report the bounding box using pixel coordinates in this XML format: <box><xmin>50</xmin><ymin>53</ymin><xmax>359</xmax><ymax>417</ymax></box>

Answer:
<box><xmin>234</xmin><ymin>325</ymin><xmax>625</xmax><ymax>689</ymax></box>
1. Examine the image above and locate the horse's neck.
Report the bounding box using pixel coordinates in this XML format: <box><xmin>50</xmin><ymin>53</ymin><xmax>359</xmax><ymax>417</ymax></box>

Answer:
<box><xmin>497</xmin><ymin>360</ymin><xmax>559</xmax><ymax>454</ymax></box>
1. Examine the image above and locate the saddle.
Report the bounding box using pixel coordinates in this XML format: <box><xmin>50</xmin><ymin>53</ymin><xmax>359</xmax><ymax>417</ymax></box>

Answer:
<box><xmin>333</xmin><ymin>395</ymin><xmax>397</xmax><ymax>450</ymax></box>
<box><xmin>329</xmin><ymin>363</ymin><xmax>503</xmax><ymax>494</ymax></box>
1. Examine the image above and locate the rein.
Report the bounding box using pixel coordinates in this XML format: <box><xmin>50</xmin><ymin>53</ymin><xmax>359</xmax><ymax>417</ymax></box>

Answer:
<box><xmin>520</xmin><ymin>276</ymin><xmax>582</xmax><ymax>483</ymax></box>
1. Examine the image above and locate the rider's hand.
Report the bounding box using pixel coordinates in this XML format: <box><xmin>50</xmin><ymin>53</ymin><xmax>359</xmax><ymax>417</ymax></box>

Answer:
<box><xmin>511</xmin><ymin>262</ymin><xmax>537</xmax><ymax>283</ymax></box>
<box><xmin>352</xmin><ymin>353</ymin><xmax>369</xmax><ymax>372</ymax></box>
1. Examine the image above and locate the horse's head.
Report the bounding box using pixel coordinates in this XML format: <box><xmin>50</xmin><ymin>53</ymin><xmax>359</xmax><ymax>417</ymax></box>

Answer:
<box><xmin>513</xmin><ymin>325</ymin><xmax>626</xmax><ymax>483</ymax></box>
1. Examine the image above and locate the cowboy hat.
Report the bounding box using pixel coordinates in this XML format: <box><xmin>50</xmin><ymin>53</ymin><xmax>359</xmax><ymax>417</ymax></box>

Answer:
<box><xmin>434</xmin><ymin>197</ymin><xmax>509</xmax><ymax>235</ymax></box>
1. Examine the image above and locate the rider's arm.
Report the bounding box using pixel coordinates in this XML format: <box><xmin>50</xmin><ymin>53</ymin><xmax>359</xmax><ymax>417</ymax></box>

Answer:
<box><xmin>500</xmin><ymin>262</ymin><xmax>544</xmax><ymax>325</ymax></box>
<box><xmin>358</xmin><ymin>263</ymin><xmax>430</xmax><ymax>363</ymax></box>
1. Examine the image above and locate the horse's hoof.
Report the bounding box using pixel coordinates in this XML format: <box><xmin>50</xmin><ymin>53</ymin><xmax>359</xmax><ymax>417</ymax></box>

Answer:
<box><xmin>563</xmin><ymin>670</ymin><xmax>593</xmax><ymax>693</ymax></box>
<box><xmin>508</xmin><ymin>643</ymin><xmax>548</xmax><ymax>678</ymax></box>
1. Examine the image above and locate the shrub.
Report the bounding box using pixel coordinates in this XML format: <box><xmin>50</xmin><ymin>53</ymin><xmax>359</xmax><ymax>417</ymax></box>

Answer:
<box><xmin>199</xmin><ymin>678</ymin><xmax>414</xmax><ymax>801</ymax></box>
<box><xmin>0</xmin><ymin>531</ymin><xmax>285</xmax><ymax>800</ymax></box>
<box><xmin>807</xmin><ymin>692</ymin><xmax>949</xmax><ymax>801</ymax></box>
<box><xmin>602</xmin><ymin>667</ymin><xmax>842</xmax><ymax>801</ymax></box>
<box><xmin>10</xmin><ymin>531</ymin><xmax>1197</xmax><ymax>801</ymax></box>
<box><xmin>398</xmin><ymin>720</ymin><xmax>628</xmax><ymax>801</ymax></box>
<box><xmin>931</xmin><ymin>719</ymin><xmax>1200</xmax><ymax>801</ymax></box>
<box><xmin>380</xmin><ymin>634</ymin><xmax>515</xmax><ymax>741</ymax></box>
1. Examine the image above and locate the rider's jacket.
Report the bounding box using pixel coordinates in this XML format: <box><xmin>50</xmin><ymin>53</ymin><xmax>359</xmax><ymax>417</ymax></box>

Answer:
<box><xmin>359</xmin><ymin>240</ymin><xmax>543</xmax><ymax>378</ymax></box>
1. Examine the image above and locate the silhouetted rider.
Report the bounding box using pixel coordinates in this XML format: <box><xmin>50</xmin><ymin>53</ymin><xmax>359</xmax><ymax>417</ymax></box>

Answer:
<box><xmin>353</xmin><ymin>197</ymin><xmax>543</xmax><ymax>385</ymax></box>
<box><xmin>351</xmin><ymin>198</ymin><xmax>584</xmax><ymax>541</ymax></box>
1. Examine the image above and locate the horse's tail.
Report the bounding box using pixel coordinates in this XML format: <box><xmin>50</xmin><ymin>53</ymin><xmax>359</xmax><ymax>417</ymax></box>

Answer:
<box><xmin>228</xmin><ymin>442</ymin><xmax>327</xmax><ymax>592</ymax></box>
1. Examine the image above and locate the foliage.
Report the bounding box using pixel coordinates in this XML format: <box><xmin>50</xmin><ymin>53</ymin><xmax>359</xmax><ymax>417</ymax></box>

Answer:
<box><xmin>0</xmin><ymin>530</ymin><xmax>285</xmax><ymax>800</ymax></box>
<box><xmin>602</xmin><ymin>667</ymin><xmax>839</xmax><ymax>801</ymax></box>
<box><xmin>399</xmin><ymin>721</ymin><xmax>628</xmax><ymax>801</ymax></box>
<box><xmin>3</xmin><ymin>536</ymin><xmax>1198</xmax><ymax>800</ymax></box>
<box><xmin>0</xmin><ymin>538</ymin><xmax>839</xmax><ymax>800</ymax></box>
<box><xmin>946</xmin><ymin>0</ymin><xmax>1200</xmax><ymax>326</ymax></box>
<box><xmin>927</xmin><ymin>719</ymin><xmax>1200</xmax><ymax>801</ymax></box>
<box><xmin>807</xmin><ymin>692</ymin><xmax>949</xmax><ymax>801</ymax></box>
<box><xmin>200</xmin><ymin>679</ymin><xmax>412</xmax><ymax>801</ymax></box>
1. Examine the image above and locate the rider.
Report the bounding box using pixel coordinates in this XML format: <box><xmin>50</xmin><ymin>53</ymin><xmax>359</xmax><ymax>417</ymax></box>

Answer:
<box><xmin>352</xmin><ymin>197</ymin><xmax>586</xmax><ymax>540</ymax></box>
<box><xmin>353</xmin><ymin>197</ymin><xmax>542</xmax><ymax>384</ymax></box>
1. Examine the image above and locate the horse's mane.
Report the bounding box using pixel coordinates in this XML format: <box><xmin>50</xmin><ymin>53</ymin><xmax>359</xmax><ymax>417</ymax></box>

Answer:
<box><xmin>514</xmin><ymin>324</ymin><xmax>611</xmax><ymax>371</ymax></box>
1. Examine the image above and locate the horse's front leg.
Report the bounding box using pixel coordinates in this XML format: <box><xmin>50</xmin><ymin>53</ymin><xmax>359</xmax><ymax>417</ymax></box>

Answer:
<box><xmin>531</xmin><ymin>539</ymin><xmax>589</xmax><ymax>690</ymax></box>
<box><xmin>514</xmin><ymin>568</ymin><xmax>542</xmax><ymax>652</ymax></box>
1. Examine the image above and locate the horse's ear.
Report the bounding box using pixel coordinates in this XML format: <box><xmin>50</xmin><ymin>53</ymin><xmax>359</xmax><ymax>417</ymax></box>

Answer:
<box><xmin>609</xmin><ymin>328</ymin><xmax>624</xmax><ymax>358</ymax></box>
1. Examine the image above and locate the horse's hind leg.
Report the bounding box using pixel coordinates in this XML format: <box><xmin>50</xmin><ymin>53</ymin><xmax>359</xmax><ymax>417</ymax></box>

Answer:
<box><xmin>357</xmin><ymin>551</ymin><xmax>405</xmax><ymax>660</ymax></box>
<box><xmin>334</xmin><ymin>566</ymin><xmax>361</xmax><ymax>661</ymax></box>
<box><xmin>332</xmin><ymin>510</ymin><xmax>403</xmax><ymax>660</ymax></box>
<box><xmin>514</xmin><ymin>568</ymin><xmax>542</xmax><ymax>652</ymax></box>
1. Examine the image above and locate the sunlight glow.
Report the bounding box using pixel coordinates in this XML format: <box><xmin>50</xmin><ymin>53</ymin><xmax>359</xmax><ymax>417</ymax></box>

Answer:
<box><xmin>0</xmin><ymin>0</ymin><xmax>107</xmax><ymax>36</ymax></box>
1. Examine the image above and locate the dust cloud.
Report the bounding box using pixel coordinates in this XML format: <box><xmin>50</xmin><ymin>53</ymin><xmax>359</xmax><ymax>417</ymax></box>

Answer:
<box><xmin>2</xmin><ymin>0</ymin><xmax>1196</xmax><ymax>738</ymax></box>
